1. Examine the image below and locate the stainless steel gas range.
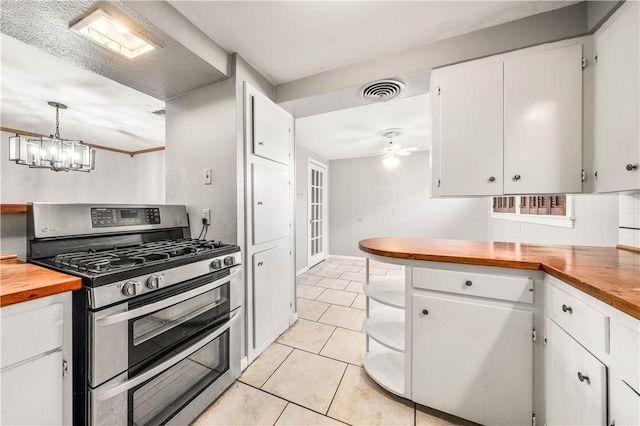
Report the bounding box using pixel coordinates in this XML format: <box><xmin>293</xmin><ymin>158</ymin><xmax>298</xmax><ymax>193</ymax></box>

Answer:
<box><xmin>27</xmin><ymin>203</ymin><xmax>242</xmax><ymax>426</ymax></box>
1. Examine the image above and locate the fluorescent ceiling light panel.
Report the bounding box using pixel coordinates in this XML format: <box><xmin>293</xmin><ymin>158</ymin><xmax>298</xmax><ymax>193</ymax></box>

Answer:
<box><xmin>71</xmin><ymin>9</ymin><xmax>156</xmax><ymax>60</ymax></box>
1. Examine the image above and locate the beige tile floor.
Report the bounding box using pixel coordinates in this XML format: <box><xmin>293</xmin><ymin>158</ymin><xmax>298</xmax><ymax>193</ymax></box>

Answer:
<box><xmin>193</xmin><ymin>257</ymin><xmax>474</xmax><ymax>426</ymax></box>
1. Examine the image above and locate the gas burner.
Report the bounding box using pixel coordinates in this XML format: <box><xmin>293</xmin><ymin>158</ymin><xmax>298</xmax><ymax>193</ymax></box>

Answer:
<box><xmin>139</xmin><ymin>253</ymin><xmax>170</xmax><ymax>262</ymax></box>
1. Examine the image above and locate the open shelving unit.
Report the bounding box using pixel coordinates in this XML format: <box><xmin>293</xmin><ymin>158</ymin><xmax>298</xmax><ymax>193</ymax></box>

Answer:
<box><xmin>362</xmin><ymin>259</ymin><xmax>406</xmax><ymax>397</ymax></box>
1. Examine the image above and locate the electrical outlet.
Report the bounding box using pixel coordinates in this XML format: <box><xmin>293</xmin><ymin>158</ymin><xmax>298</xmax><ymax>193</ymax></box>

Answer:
<box><xmin>204</xmin><ymin>168</ymin><xmax>212</xmax><ymax>185</ymax></box>
<box><xmin>202</xmin><ymin>209</ymin><xmax>211</xmax><ymax>225</ymax></box>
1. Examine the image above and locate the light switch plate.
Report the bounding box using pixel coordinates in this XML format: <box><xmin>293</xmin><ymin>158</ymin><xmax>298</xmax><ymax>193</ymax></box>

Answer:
<box><xmin>204</xmin><ymin>168</ymin><xmax>212</xmax><ymax>185</ymax></box>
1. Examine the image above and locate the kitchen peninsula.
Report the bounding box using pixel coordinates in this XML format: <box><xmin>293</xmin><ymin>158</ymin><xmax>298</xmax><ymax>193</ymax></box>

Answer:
<box><xmin>359</xmin><ymin>237</ymin><xmax>640</xmax><ymax>426</ymax></box>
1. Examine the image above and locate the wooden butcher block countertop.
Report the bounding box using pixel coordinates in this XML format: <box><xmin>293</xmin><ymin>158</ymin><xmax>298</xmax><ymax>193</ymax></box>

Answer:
<box><xmin>0</xmin><ymin>255</ymin><xmax>82</xmax><ymax>307</ymax></box>
<box><xmin>359</xmin><ymin>238</ymin><xmax>640</xmax><ymax>320</ymax></box>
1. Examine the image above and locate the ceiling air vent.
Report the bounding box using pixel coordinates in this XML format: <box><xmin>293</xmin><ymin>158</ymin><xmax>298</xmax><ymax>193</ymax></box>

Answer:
<box><xmin>360</xmin><ymin>79</ymin><xmax>406</xmax><ymax>102</ymax></box>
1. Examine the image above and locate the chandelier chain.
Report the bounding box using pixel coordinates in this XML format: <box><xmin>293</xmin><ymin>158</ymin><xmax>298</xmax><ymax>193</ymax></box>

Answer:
<box><xmin>55</xmin><ymin>105</ymin><xmax>60</xmax><ymax>139</ymax></box>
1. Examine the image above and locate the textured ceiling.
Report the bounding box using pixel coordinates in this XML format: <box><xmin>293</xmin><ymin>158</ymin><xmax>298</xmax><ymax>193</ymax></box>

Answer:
<box><xmin>0</xmin><ymin>0</ymin><xmax>228</xmax><ymax>100</ymax></box>
<box><xmin>295</xmin><ymin>94</ymin><xmax>431</xmax><ymax>160</ymax></box>
<box><xmin>1</xmin><ymin>34</ymin><xmax>165</xmax><ymax>152</ymax></box>
<box><xmin>169</xmin><ymin>0</ymin><xmax>580</xmax><ymax>85</ymax></box>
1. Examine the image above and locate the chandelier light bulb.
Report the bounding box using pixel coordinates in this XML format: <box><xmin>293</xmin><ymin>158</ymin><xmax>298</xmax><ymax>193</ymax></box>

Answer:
<box><xmin>383</xmin><ymin>154</ymin><xmax>399</xmax><ymax>169</ymax></box>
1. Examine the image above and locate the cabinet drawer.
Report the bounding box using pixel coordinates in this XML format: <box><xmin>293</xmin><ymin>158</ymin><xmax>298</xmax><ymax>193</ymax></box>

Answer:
<box><xmin>1</xmin><ymin>302</ymin><xmax>64</xmax><ymax>369</ymax></box>
<box><xmin>413</xmin><ymin>267</ymin><xmax>533</xmax><ymax>303</ymax></box>
<box><xmin>611</xmin><ymin>319</ymin><xmax>640</xmax><ymax>392</ymax></box>
<box><xmin>546</xmin><ymin>283</ymin><xmax>609</xmax><ymax>353</ymax></box>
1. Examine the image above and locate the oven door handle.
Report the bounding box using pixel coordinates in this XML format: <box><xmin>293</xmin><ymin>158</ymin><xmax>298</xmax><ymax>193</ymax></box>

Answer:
<box><xmin>133</xmin><ymin>296</ymin><xmax>228</xmax><ymax>346</ymax></box>
<box><xmin>95</xmin><ymin>309</ymin><xmax>240</xmax><ymax>402</ymax></box>
<box><xmin>97</xmin><ymin>267</ymin><xmax>240</xmax><ymax>327</ymax></box>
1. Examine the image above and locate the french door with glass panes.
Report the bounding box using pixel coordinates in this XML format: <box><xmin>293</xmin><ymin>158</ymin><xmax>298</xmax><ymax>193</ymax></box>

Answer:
<box><xmin>308</xmin><ymin>159</ymin><xmax>327</xmax><ymax>268</ymax></box>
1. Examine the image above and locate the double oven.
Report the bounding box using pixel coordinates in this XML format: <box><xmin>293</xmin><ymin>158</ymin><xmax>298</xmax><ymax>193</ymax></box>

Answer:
<box><xmin>27</xmin><ymin>203</ymin><xmax>242</xmax><ymax>426</ymax></box>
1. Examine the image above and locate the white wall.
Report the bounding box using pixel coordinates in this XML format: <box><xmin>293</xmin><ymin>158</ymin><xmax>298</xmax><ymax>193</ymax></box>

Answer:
<box><xmin>133</xmin><ymin>150</ymin><xmax>166</xmax><ymax>204</ymax></box>
<box><xmin>294</xmin><ymin>143</ymin><xmax>329</xmax><ymax>272</ymax></box>
<box><xmin>165</xmin><ymin>78</ymin><xmax>237</xmax><ymax>243</ymax></box>
<box><xmin>329</xmin><ymin>152</ymin><xmax>489</xmax><ymax>257</ymax></box>
<box><xmin>488</xmin><ymin>194</ymin><xmax>619</xmax><ymax>246</ymax></box>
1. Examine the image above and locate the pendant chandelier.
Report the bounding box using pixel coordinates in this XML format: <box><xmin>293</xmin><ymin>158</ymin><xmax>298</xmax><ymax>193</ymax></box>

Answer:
<box><xmin>9</xmin><ymin>102</ymin><xmax>95</xmax><ymax>172</ymax></box>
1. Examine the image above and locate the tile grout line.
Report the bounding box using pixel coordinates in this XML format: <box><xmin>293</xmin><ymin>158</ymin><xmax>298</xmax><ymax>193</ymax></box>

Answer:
<box><xmin>324</xmin><ymin>361</ymin><xmax>351</xmax><ymax>423</ymax></box>
<box><xmin>271</xmin><ymin>401</ymin><xmax>289</xmax><ymax>426</ymax></box>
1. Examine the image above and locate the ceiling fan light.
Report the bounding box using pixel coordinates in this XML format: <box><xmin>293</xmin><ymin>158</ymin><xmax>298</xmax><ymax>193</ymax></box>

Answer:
<box><xmin>383</xmin><ymin>153</ymin><xmax>399</xmax><ymax>169</ymax></box>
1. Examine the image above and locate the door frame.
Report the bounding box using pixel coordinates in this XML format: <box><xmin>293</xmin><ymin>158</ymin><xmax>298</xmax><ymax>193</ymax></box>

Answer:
<box><xmin>307</xmin><ymin>158</ymin><xmax>328</xmax><ymax>268</ymax></box>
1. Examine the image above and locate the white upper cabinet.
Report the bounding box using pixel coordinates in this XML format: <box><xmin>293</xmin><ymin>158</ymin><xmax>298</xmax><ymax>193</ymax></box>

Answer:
<box><xmin>252</xmin><ymin>94</ymin><xmax>291</xmax><ymax>165</ymax></box>
<box><xmin>593</xmin><ymin>1</ymin><xmax>640</xmax><ymax>193</ymax></box>
<box><xmin>433</xmin><ymin>60</ymin><xmax>504</xmax><ymax>196</ymax></box>
<box><xmin>252</xmin><ymin>162</ymin><xmax>290</xmax><ymax>245</ymax></box>
<box><xmin>504</xmin><ymin>44</ymin><xmax>583</xmax><ymax>194</ymax></box>
<box><xmin>432</xmin><ymin>42</ymin><xmax>584</xmax><ymax>196</ymax></box>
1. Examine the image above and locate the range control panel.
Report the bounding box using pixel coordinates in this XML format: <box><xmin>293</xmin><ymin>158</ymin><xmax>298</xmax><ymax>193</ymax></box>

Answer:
<box><xmin>91</xmin><ymin>208</ymin><xmax>161</xmax><ymax>228</ymax></box>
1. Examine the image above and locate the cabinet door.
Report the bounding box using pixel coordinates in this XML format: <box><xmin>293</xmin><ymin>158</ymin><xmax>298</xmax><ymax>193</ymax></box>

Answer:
<box><xmin>435</xmin><ymin>61</ymin><xmax>504</xmax><ymax>196</ymax></box>
<box><xmin>253</xmin><ymin>94</ymin><xmax>291</xmax><ymax>165</ymax></box>
<box><xmin>546</xmin><ymin>319</ymin><xmax>607</xmax><ymax>426</ymax></box>
<box><xmin>504</xmin><ymin>44</ymin><xmax>583</xmax><ymax>194</ymax></box>
<box><xmin>593</xmin><ymin>2</ymin><xmax>640</xmax><ymax>192</ymax></box>
<box><xmin>610</xmin><ymin>379</ymin><xmax>640</xmax><ymax>426</ymax></box>
<box><xmin>252</xmin><ymin>163</ymin><xmax>289</xmax><ymax>244</ymax></box>
<box><xmin>253</xmin><ymin>245</ymin><xmax>291</xmax><ymax>351</ymax></box>
<box><xmin>412</xmin><ymin>294</ymin><xmax>533</xmax><ymax>425</ymax></box>
<box><xmin>1</xmin><ymin>350</ymin><xmax>63</xmax><ymax>425</ymax></box>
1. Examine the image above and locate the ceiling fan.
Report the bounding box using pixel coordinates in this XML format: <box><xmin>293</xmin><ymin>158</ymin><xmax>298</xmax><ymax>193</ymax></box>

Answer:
<box><xmin>369</xmin><ymin>128</ymin><xmax>418</xmax><ymax>168</ymax></box>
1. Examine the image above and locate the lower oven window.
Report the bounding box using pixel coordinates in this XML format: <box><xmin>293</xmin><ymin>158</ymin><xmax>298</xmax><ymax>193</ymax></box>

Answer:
<box><xmin>130</xmin><ymin>330</ymin><xmax>229</xmax><ymax>426</ymax></box>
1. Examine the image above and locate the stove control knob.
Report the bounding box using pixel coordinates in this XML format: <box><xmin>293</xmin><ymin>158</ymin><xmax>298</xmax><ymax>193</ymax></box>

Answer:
<box><xmin>122</xmin><ymin>280</ymin><xmax>141</xmax><ymax>297</ymax></box>
<box><xmin>223</xmin><ymin>256</ymin><xmax>235</xmax><ymax>267</ymax></box>
<box><xmin>211</xmin><ymin>259</ymin><xmax>222</xmax><ymax>270</ymax></box>
<box><xmin>146</xmin><ymin>275</ymin><xmax>164</xmax><ymax>290</ymax></box>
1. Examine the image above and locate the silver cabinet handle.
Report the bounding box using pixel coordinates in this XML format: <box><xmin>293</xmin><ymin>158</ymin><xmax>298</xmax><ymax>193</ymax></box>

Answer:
<box><xmin>95</xmin><ymin>310</ymin><xmax>240</xmax><ymax>402</ymax></box>
<box><xmin>422</xmin><ymin>309</ymin><xmax>429</xmax><ymax>315</ymax></box>
<box><xmin>513</xmin><ymin>174</ymin><xmax>521</xmax><ymax>181</ymax></box>
<box><xmin>562</xmin><ymin>304</ymin><xmax>572</xmax><ymax>314</ymax></box>
<box><xmin>257</xmin><ymin>262</ymin><xmax>263</xmax><ymax>266</ymax></box>
<box><xmin>258</xmin><ymin>141</ymin><xmax>264</xmax><ymax>146</ymax></box>
<box><xmin>97</xmin><ymin>267</ymin><xmax>240</xmax><ymax>326</ymax></box>
<box><xmin>465</xmin><ymin>280</ymin><xmax>473</xmax><ymax>286</ymax></box>
<box><xmin>577</xmin><ymin>372</ymin><xmax>590</xmax><ymax>384</ymax></box>
<box><xmin>626</xmin><ymin>164</ymin><xmax>638</xmax><ymax>171</ymax></box>
<box><xmin>488</xmin><ymin>176</ymin><xmax>496</xmax><ymax>183</ymax></box>
<box><xmin>257</xmin><ymin>201</ymin><xmax>263</xmax><ymax>205</ymax></box>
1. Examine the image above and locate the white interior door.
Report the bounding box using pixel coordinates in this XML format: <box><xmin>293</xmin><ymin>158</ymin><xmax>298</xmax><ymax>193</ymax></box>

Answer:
<box><xmin>308</xmin><ymin>159</ymin><xmax>327</xmax><ymax>268</ymax></box>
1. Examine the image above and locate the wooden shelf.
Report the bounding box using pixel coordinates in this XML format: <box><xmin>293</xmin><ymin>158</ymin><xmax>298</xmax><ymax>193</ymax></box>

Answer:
<box><xmin>363</xmin><ymin>339</ymin><xmax>405</xmax><ymax>397</ymax></box>
<box><xmin>365</xmin><ymin>275</ymin><xmax>405</xmax><ymax>308</ymax></box>
<box><xmin>0</xmin><ymin>204</ymin><xmax>27</xmax><ymax>214</ymax></box>
<box><xmin>364</xmin><ymin>305</ymin><xmax>405</xmax><ymax>352</ymax></box>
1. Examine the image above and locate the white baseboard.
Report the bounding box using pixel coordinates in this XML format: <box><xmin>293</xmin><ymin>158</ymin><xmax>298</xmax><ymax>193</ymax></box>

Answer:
<box><xmin>240</xmin><ymin>356</ymin><xmax>248</xmax><ymax>371</ymax></box>
<box><xmin>328</xmin><ymin>254</ymin><xmax>366</xmax><ymax>260</ymax></box>
<box><xmin>296</xmin><ymin>267</ymin><xmax>308</xmax><ymax>276</ymax></box>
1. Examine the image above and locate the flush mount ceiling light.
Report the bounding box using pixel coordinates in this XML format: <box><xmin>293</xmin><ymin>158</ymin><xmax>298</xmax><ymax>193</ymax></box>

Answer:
<box><xmin>71</xmin><ymin>8</ymin><xmax>157</xmax><ymax>60</ymax></box>
<box><xmin>9</xmin><ymin>102</ymin><xmax>95</xmax><ymax>172</ymax></box>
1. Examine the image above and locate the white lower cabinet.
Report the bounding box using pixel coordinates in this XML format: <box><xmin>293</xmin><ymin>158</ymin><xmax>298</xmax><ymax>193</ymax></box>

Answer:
<box><xmin>610</xmin><ymin>378</ymin><xmax>640</xmax><ymax>426</ymax></box>
<box><xmin>252</xmin><ymin>245</ymin><xmax>291</xmax><ymax>352</ymax></box>
<box><xmin>412</xmin><ymin>293</ymin><xmax>533</xmax><ymax>425</ymax></box>
<box><xmin>1</xmin><ymin>350</ymin><xmax>63</xmax><ymax>425</ymax></box>
<box><xmin>0</xmin><ymin>292</ymin><xmax>72</xmax><ymax>425</ymax></box>
<box><xmin>545</xmin><ymin>318</ymin><xmax>607</xmax><ymax>426</ymax></box>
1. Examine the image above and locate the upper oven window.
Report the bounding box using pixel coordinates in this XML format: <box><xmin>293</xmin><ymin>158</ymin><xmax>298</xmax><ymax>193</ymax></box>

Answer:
<box><xmin>127</xmin><ymin>280</ymin><xmax>231</xmax><ymax>372</ymax></box>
